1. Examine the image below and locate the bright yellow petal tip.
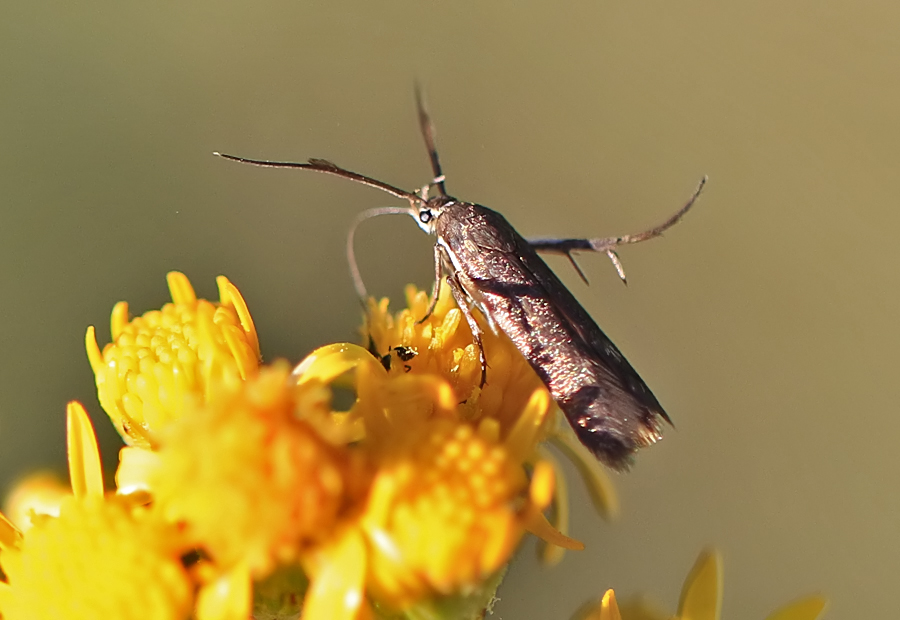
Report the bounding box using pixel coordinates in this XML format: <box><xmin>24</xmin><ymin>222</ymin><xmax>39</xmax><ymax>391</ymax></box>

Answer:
<box><xmin>0</xmin><ymin>511</ymin><xmax>23</xmax><ymax>551</ymax></box>
<box><xmin>0</xmin><ymin>496</ymin><xmax>192</xmax><ymax>620</ymax></box>
<box><xmin>596</xmin><ymin>590</ymin><xmax>623</xmax><ymax>620</ymax></box>
<box><xmin>677</xmin><ymin>549</ymin><xmax>723</xmax><ymax>620</ymax></box>
<box><xmin>764</xmin><ymin>595</ymin><xmax>828</xmax><ymax>620</ymax></box>
<box><xmin>66</xmin><ymin>401</ymin><xmax>104</xmax><ymax>499</ymax></box>
<box><xmin>86</xmin><ymin>272</ymin><xmax>260</xmax><ymax>447</ymax></box>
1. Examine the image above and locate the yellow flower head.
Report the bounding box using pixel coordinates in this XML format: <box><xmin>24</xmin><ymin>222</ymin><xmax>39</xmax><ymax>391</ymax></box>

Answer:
<box><xmin>0</xmin><ymin>495</ymin><xmax>193</xmax><ymax>620</ymax></box>
<box><xmin>149</xmin><ymin>362</ymin><xmax>359</xmax><ymax>579</ymax></box>
<box><xmin>0</xmin><ymin>402</ymin><xmax>193</xmax><ymax>620</ymax></box>
<box><xmin>291</xmin><ymin>343</ymin><xmax>567</xmax><ymax>614</ymax></box>
<box><xmin>86</xmin><ymin>272</ymin><xmax>260</xmax><ymax>447</ymax></box>
<box><xmin>359</xmin><ymin>408</ymin><xmax>553</xmax><ymax>608</ymax></box>
<box><xmin>366</xmin><ymin>280</ymin><xmax>550</xmax><ymax>435</ymax></box>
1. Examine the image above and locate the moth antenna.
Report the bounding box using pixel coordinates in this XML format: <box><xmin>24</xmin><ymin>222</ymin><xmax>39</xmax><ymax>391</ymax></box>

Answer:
<box><xmin>594</xmin><ymin>175</ymin><xmax>708</xmax><ymax>247</ymax></box>
<box><xmin>347</xmin><ymin>206</ymin><xmax>417</xmax><ymax>304</ymax></box>
<box><xmin>414</xmin><ymin>83</ymin><xmax>447</xmax><ymax>196</ymax></box>
<box><xmin>214</xmin><ymin>152</ymin><xmax>419</xmax><ymax>202</ymax></box>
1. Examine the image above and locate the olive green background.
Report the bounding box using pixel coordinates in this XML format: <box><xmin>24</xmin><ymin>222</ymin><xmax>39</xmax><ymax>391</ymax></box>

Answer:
<box><xmin>1</xmin><ymin>1</ymin><xmax>896</xmax><ymax>618</ymax></box>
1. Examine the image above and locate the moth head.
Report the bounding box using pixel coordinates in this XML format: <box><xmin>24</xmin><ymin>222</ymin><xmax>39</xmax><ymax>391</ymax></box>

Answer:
<box><xmin>412</xmin><ymin>196</ymin><xmax>454</xmax><ymax>235</ymax></box>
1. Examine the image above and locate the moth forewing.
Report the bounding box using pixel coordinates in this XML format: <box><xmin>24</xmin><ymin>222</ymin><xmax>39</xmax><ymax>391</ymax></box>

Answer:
<box><xmin>430</xmin><ymin>199</ymin><xmax>670</xmax><ymax>470</ymax></box>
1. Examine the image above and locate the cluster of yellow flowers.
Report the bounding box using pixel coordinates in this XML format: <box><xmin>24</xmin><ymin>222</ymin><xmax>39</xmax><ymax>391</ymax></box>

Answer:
<box><xmin>0</xmin><ymin>272</ymin><xmax>583</xmax><ymax>620</ymax></box>
<box><xmin>0</xmin><ymin>272</ymin><xmax>828</xmax><ymax>620</ymax></box>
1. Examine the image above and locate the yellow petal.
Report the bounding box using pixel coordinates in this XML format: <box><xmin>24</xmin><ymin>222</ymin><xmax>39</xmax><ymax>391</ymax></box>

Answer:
<box><xmin>550</xmin><ymin>427</ymin><xmax>619</xmax><ymax>520</ymax></box>
<box><xmin>0</xmin><ymin>510</ymin><xmax>23</xmax><ymax>551</ymax></box>
<box><xmin>167</xmin><ymin>270</ymin><xmax>197</xmax><ymax>305</ymax></box>
<box><xmin>529</xmin><ymin>459</ymin><xmax>555</xmax><ymax>510</ymax></box>
<box><xmin>600</xmin><ymin>590</ymin><xmax>623</xmax><ymax>620</ymax></box>
<box><xmin>505</xmin><ymin>388</ymin><xmax>551</xmax><ymax>462</ymax></box>
<box><xmin>582</xmin><ymin>590</ymin><xmax>625</xmax><ymax>620</ymax></box>
<box><xmin>764</xmin><ymin>595</ymin><xmax>828</xmax><ymax>620</ymax></box>
<box><xmin>217</xmin><ymin>276</ymin><xmax>260</xmax><ymax>360</ymax></box>
<box><xmin>303</xmin><ymin>529</ymin><xmax>368</xmax><ymax>620</ymax></box>
<box><xmin>66</xmin><ymin>401</ymin><xmax>104</xmax><ymax>499</ymax></box>
<box><xmin>677</xmin><ymin>549</ymin><xmax>722</xmax><ymax>620</ymax></box>
<box><xmin>293</xmin><ymin>343</ymin><xmax>383</xmax><ymax>385</ymax></box>
<box><xmin>85</xmin><ymin>326</ymin><xmax>104</xmax><ymax>375</ymax></box>
<box><xmin>196</xmin><ymin>563</ymin><xmax>252</xmax><ymax>620</ymax></box>
<box><xmin>110</xmin><ymin>301</ymin><xmax>129</xmax><ymax>340</ymax></box>
<box><xmin>535</xmin><ymin>448</ymin><xmax>570</xmax><ymax>566</ymax></box>
<box><xmin>522</xmin><ymin>510</ymin><xmax>584</xmax><ymax>551</ymax></box>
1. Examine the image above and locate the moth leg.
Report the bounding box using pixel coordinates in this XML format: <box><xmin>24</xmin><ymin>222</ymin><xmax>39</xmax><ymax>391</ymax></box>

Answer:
<box><xmin>417</xmin><ymin>243</ymin><xmax>445</xmax><ymax>324</ymax></box>
<box><xmin>445</xmin><ymin>273</ymin><xmax>489</xmax><ymax>388</ymax></box>
<box><xmin>527</xmin><ymin>176</ymin><xmax>707</xmax><ymax>285</ymax></box>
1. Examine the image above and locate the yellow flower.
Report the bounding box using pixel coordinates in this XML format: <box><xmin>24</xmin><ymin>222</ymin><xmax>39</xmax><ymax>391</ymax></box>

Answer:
<box><xmin>360</xmin><ymin>418</ymin><xmax>529</xmax><ymax>606</ymax></box>
<box><xmin>0</xmin><ymin>402</ymin><xmax>194</xmax><ymax>620</ymax></box>
<box><xmin>291</xmin><ymin>342</ymin><xmax>575</xmax><ymax>616</ymax></box>
<box><xmin>0</xmin><ymin>495</ymin><xmax>193</xmax><ymax>620</ymax></box>
<box><xmin>149</xmin><ymin>362</ymin><xmax>359</xmax><ymax>579</ymax></box>
<box><xmin>366</xmin><ymin>280</ymin><xmax>549</xmax><ymax>435</ymax></box>
<box><xmin>86</xmin><ymin>272</ymin><xmax>260</xmax><ymax>447</ymax></box>
<box><xmin>588</xmin><ymin>549</ymin><xmax>828</xmax><ymax>620</ymax></box>
<box><xmin>365</xmin><ymin>280</ymin><xmax>617</xmax><ymax>566</ymax></box>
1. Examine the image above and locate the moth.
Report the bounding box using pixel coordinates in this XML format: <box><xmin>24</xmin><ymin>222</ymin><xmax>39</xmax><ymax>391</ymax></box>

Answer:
<box><xmin>215</xmin><ymin>94</ymin><xmax>705</xmax><ymax>470</ymax></box>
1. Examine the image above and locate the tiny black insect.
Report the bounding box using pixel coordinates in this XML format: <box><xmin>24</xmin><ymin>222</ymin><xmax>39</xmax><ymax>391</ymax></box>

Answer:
<box><xmin>367</xmin><ymin>337</ymin><xmax>418</xmax><ymax>373</ymax></box>
<box><xmin>215</xmin><ymin>93</ymin><xmax>705</xmax><ymax>470</ymax></box>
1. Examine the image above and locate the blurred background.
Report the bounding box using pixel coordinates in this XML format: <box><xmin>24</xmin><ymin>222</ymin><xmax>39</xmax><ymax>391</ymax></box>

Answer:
<box><xmin>1</xmin><ymin>0</ymin><xmax>897</xmax><ymax>617</ymax></box>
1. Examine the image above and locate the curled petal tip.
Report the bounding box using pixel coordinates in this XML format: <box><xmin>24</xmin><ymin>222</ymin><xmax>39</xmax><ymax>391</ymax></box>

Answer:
<box><xmin>167</xmin><ymin>271</ymin><xmax>197</xmax><ymax>305</ymax></box>
<box><xmin>85</xmin><ymin>326</ymin><xmax>103</xmax><ymax>374</ymax></box>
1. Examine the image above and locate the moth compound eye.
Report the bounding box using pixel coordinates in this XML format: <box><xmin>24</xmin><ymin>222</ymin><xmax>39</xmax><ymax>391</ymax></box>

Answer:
<box><xmin>419</xmin><ymin>210</ymin><xmax>433</xmax><ymax>224</ymax></box>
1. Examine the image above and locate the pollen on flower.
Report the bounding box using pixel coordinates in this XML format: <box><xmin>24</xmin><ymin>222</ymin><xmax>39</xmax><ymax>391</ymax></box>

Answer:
<box><xmin>149</xmin><ymin>363</ymin><xmax>360</xmax><ymax>579</ymax></box>
<box><xmin>0</xmin><ymin>495</ymin><xmax>192</xmax><ymax>620</ymax></box>
<box><xmin>359</xmin><ymin>417</ymin><xmax>530</xmax><ymax>609</ymax></box>
<box><xmin>85</xmin><ymin>272</ymin><xmax>260</xmax><ymax>447</ymax></box>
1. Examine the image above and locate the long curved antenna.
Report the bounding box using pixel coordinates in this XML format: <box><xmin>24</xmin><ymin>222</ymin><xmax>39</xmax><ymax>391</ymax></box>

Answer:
<box><xmin>213</xmin><ymin>152</ymin><xmax>419</xmax><ymax>203</ymax></box>
<box><xmin>414</xmin><ymin>84</ymin><xmax>447</xmax><ymax>196</ymax></box>
<box><xmin>346</xmin><ymin>206</ymin><xmax>417</xmax><ymax>302</ymax></box>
